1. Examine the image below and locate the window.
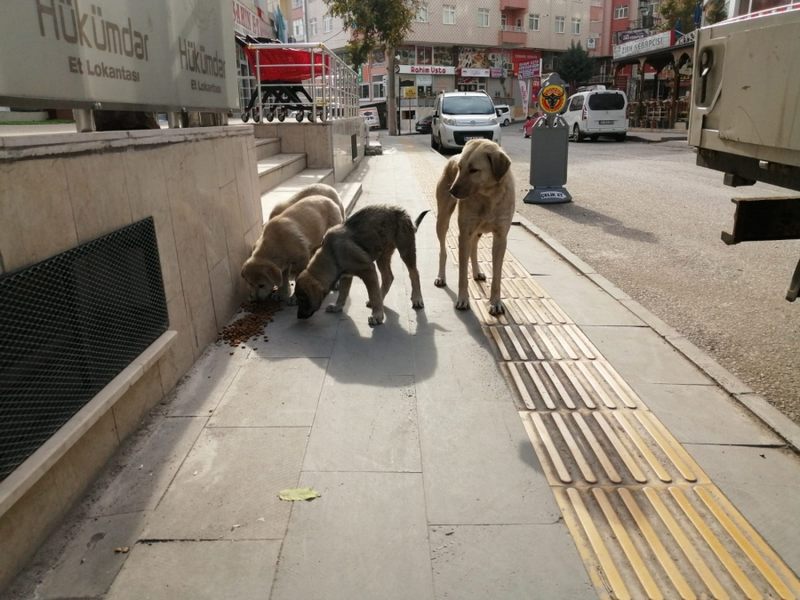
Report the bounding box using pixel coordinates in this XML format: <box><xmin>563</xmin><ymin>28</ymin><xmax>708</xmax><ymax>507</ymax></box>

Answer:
<box><xmin>555</xmin><ymin>15</ymin><xmax>565</xmax><ymax>32</ymax></box>
<box><xmin>588</xmin><ymin>92</ymin><xmax>626</xmax><ymax>110</ymax></box>
<box><xmin>477</xmin><ymin>8</ymin><xmax>489</xmax><ymax>27</ymax></box>
<box><xmin>360</xmin><ymin>83</ymin><xmax>370</xmax><ymax>100</ymax></box>
<box><xmin>568</xmin><ymin>96</ymin><xmax>584</xmax><ymax>111</ymax></box>
<box><xmin>501</xmin><ymin>13</ymin><xmax>507</xmax><ymax>28</ymax></box>
<box><xmin>571</xmin><ymin>17</ymin><xmax>581</xmax><ymax>34</ymax></box>
<box><xmin>416</xmin><ymin>3</ymin><xmax>429</xmax><ymax>22</ymax></box>
<box><xmin>443</xmin><ymin>4</ymin><xmax>455</xmax><ymax>24</ymax></box>
<box><xmin>417</xmin><ymin>46</ymin><xmax>433</xmax><ymax>65</ymax></box>
<box><xmin>323</xmin><ymin>15</ymin><xmax>332</xmax><ymax>32</ymax></box>
<box><xmin>309</xmin><ymin>17</ymin><xmax>317</xmax><ymax>37</ymax></box>
<box><xmin>614</xmin><ymin>5</ymin><xmax>628</xmax><ymax>18</ymax></box>
<box><xmin>293</xmin><ymin>19</ymin><xmax>304</xmax><ymax>40</ymax></box>
<box><xmin>528</xmin><ymin>13</ymin><xmax>540</xmax><ymax>30</ymax></box>
<box><xmin>371</xmin><ymin>75</ymin><xmax>385</xmax><ymax>99</ymax></box>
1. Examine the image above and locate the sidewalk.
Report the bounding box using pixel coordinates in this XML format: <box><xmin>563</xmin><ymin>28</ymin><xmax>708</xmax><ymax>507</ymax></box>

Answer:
<box><xmin>627</xmin><ymin>126</ymin><xmax>688</xmax><ymax>143</ymax></box>
<box><xmin>6</xmin><ymin>136</ymin><xmax>800</xmax><ymax>599</ymax></box>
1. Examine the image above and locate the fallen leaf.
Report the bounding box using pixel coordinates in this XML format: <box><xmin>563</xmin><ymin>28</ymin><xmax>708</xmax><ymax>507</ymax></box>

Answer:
<box><xmin>114</xmin><ymin>546</ymin><xmax>130</xmax><ymax>554</ymax></box>
<box><xmin>278</xmin><ymin>487</ymin><xmax>321</xmax><ymax>502</ymax></box>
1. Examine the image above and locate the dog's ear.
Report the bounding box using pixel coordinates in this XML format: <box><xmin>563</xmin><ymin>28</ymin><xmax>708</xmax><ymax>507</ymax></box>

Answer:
<box><xmin>487</xmin><ymin>146</ymin><xmax>511</xmax><ymax>181</ymax></box>
<box><xmin>263</xmin><ymin>261</ymin><xmax>282</xmax><ymax>287</ymax></box>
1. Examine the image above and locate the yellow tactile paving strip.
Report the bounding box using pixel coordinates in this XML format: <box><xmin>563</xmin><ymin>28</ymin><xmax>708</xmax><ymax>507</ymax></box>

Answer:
<box><xmin>446</xmin><ymin>231</ymin><xmax>800</xmax><ymax>600</ymax></box>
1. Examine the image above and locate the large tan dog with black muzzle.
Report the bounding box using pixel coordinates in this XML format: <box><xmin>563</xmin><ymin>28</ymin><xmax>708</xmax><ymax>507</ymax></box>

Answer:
<box><xmin>434</xmin><ymin>139</ymin><xmax>515</xmax><ymax>315</ymax></box>
<box><xmin>241</xmin><ymin>185</ymin><xmax>345</xmax><ymax>303</ymax></box>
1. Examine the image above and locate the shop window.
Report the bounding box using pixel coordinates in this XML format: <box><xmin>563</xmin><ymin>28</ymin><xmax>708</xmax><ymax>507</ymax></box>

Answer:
<box><xmin>398</xmin><ymin>47</ymin><xmax>415</xmax><ymax>64</ymax></box>
<box><xmin>417</xmin><ymin>46</ymin><xmax>433</xmax><ymax>65</ymax></box>
<box><xmin>434</xmin><ymin>46</ymin><xmax>454</xmax><ymax>65</ymax></box>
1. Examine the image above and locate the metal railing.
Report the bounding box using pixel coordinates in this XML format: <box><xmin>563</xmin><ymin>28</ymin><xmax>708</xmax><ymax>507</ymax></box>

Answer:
<box><xmin>239</xmin><ymin>42</ymin><xmax>358</xmax><ymax>124</ymax></box>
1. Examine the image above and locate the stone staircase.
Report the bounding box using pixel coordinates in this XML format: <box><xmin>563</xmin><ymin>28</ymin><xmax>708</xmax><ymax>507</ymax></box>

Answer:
<box><xmin>254</xmin><ymin>136</ymin><xmax>361</xmax><ymax>220</ymax></box>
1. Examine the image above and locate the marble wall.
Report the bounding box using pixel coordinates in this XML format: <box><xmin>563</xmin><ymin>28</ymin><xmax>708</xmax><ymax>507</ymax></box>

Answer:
<box><xmin>0</xmin><ymin>126</ymin><xmax>262</xmax><ymax>591</ymax></box>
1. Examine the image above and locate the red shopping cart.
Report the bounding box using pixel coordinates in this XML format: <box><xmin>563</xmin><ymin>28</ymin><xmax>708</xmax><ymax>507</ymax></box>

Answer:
<box><xmin>237</xmin><ymin>35</ymin><xmax>332</xmax><ymax>123</ymax></box>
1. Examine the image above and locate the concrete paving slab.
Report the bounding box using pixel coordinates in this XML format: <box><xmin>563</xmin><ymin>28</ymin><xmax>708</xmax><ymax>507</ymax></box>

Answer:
<box><xmin>33</xmin><ymin>512</ymin><xmax>146</xmax><ymax>599</ymax></box>
<box><xmin>159</xmin><ymin>342</ymin><xmax>247</xmax><ymax>417</ymax></box>
<box><xmin>90</xmin><ymin>416</ymin><xmax>207</xmax><ymax>517</ymax></box>
<box><xmin>685</xmin><ymin>444</ymin><xmax>800</xmax><ymax>574</ymax></box>
<box><xmin>429</xmin><ymin>524</ymin><xmax>596</xmax><ymax>600</ymax></box>
<box><xmin>271</xmin><ymin>471</ymin><xmax>434</xmax><ymax>600</ymax></box>
<box><xmin>303</xmin><ymin>375</ymin><xmax>421</xmax><ymax>472</ymax></box>
<box><xmin>634</xmin><ymin>382</ymin><xmax>784</xmax><ymax>446</ymax></box>
<box><xmin>581</xmin><ymin>324</ymin><xmax>711</xmax><ymax>385</ymax></box>
<box><xmin>143</xmin><ymin>427</ymin><xmax>308</xmax><ymax>540</ymax></box>
<box><xmin>250</xmin><ymin>305</ymin><xmax>339</xmax><ymax>358</ymax></box>
<box><xmin>508</xmin><ymin>232</ymin><xmax>645</xmax><ymax>327</ymax></box>
<box><xmin>208</xmin><ymin>357</ymin><xmax>327</xmax><ymax>427</ymax></box>
<box><xmin>417</xmin><ymin>398</ymin><xmax>559</xmax><ymax>525</ymax></box>
<box><xmin>106</xmin><ymin>540</ymin><xmax>280</xmax><ymax>600</ymax></box>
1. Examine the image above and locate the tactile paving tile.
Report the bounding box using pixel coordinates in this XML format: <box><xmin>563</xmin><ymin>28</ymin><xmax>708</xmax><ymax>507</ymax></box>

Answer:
<box><xmin>432</xmin><ymin>213</ymin><xmax>800</xmax><ymax>600</ymax></box>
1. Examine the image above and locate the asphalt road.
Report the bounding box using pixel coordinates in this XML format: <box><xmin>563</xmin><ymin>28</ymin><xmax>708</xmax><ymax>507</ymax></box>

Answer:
<box><xmin>424</xmin><ymin>125</ymin><xmax>800</xmax><ymax>426</ymax></box>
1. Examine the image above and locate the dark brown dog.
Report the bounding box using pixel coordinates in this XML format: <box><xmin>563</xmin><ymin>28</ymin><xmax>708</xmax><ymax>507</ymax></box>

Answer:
<box><xmin>434</xmin><ymin>139</ymin><xmax>514</xmax><ymax>315</ymax></box>
<box><xmin>294</xmin><ymin>205</ymin><xmax>429</xmax><ymax>326</ymax></box>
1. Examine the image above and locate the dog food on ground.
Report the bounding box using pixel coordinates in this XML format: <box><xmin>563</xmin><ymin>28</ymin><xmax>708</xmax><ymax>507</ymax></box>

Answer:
<box><xmin>218</xmin><ymin>300</ymin><xmax>282</xmax><ymax>347</ymax></box>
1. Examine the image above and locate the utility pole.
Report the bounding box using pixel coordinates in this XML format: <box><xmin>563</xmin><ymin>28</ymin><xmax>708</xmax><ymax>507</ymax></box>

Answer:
<box><xmin>387</xmin><ymin>50</ymin><xmax>398</xmax><ymax>136</ymax></box>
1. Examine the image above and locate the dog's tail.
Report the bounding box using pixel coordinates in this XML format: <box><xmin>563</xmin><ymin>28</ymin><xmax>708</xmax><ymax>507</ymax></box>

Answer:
<box><xmin>413</xmin><ymin>210</ymin><xmax>430</xmax><ymax>232</ymax></box>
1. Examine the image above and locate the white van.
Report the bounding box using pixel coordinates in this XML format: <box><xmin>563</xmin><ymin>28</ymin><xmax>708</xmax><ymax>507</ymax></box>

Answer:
<box><xmin>431</xmin><ymin>91</ymin><xmax>502</xmax><ymax>151</ymax></box>
<box><xmin>562</xmin><ymin>89</ymin><xmax>628</xmax><ymax>142</ymax></box>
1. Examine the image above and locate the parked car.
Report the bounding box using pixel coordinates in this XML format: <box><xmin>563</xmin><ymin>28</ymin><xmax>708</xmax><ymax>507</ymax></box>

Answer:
<box><xmin>360</xmin><ymin>109</ymin><xmax>380</xmax><ymax>129</ymax></box>
<box><xmin>494</xmin><ymin>104</ymin><xmax>512</xmax><ymax>126</ymax></box>
<box><xmin>415</xmin><ymin>114</ymin><xmax>433</xmax><ymax>134</ymax></box>
<box><xmin>561</xmin><ymin>88</ymin><xmax>628</xmax><ymax>142</ymax></box>
<box><xmin>431</xmin><ymin>91</ymin><xmax>501</xmax><ymax>151</ymax></box>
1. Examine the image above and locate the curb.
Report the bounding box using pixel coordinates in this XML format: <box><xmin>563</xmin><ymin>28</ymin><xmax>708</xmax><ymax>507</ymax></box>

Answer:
<box><xmin>512</xmin><ymin>212</ymin><xmax>800</xmax><ymax>453</ymax></box>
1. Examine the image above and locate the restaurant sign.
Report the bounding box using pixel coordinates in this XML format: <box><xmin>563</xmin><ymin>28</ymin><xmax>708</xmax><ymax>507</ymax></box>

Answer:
<box><xmin>613</xmin><ymin>31</ymin><xmax>675</xmax><ymax>60</ymax></box>
<box><xmin>0</xmin><ymin>0</ymin><xmax>238</xmax><ymax>111</ymax></box>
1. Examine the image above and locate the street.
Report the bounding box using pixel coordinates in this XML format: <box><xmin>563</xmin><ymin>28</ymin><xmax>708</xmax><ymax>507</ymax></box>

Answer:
<box><xmin>419</xmin><ymin>126</ymin><xmax>800</xmax><ymax>425</ymax></box>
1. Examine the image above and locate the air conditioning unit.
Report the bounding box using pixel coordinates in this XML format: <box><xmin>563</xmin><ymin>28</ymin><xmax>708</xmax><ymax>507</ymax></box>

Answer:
<box><xmin>587</xmin><ymin>37</ymin><xmax>597</xmax><ymax>49</ymax></box>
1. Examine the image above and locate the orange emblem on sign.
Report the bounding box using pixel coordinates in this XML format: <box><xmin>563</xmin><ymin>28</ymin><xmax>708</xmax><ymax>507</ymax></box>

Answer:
<box><xmin>539</xmin><ymin>84</ymin><xmax>566</xmax><ymax>114</ymax></box>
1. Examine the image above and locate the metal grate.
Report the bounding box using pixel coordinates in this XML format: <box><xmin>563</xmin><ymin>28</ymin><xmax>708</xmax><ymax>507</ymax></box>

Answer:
<box><xmin>0</xmin><ymin>218</ymin><xmax>168</xmax><ymax>482</ymax></box>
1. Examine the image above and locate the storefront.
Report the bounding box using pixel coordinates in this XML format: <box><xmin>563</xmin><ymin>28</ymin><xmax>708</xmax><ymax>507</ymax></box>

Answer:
<box><xmin>232</xmin><ymin>0</ymin><xmax>273</xmax><ymax>111</ymax></box>
<box><xmin>612</xmin><ymin>30</ymin><xmax>695</xmax><ymax>128</ymax></box>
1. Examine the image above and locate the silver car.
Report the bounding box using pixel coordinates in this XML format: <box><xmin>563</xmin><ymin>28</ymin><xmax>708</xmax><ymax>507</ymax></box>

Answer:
<box><xmin>431</xmin><ymin>91</ymin><xmax>502</xmax><ymax>151</ymax></box>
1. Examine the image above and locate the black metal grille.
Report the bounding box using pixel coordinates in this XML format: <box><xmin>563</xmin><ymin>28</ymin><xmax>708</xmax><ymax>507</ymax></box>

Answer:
<box><xmin>0</xmin><ymin>218</ymin><xmax>168</xmax><ymax>482</ymax></box>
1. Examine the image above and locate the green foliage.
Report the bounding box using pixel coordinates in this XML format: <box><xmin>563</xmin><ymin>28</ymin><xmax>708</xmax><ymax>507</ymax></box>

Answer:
<box><xmin>557</xmin><ymin>41</ymin><xmax>594</xmax><ymax>90</ymax></box>
<box><xmin>658</xmin><ymin>0</ymin><xmax>697</xmax><ymax>32</ymax></box>
<box><xmin>324</xmin><ymin>0</ymin><xmax>422</xmax><ymax>68</ymax></box>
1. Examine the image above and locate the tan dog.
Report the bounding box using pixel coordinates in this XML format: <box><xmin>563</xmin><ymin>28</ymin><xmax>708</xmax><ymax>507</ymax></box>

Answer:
<box><xmin>434</xmin><ymin>139</ymin><xmax>515</xmax><ymax>315</ymax></box>
<box><xmin>241</xmin><ymin>193</ymin><xmax>345</xmax><ymax>303</ymax></box>
<box><xmin>294</xmin><ymin>205</ymin><xmax>429</xmax><ymax>326</ymax></box>
<box><xmin>268</xmin><ymin>182</ymin><xmax>343</xmax><ymax>220</ymax></box>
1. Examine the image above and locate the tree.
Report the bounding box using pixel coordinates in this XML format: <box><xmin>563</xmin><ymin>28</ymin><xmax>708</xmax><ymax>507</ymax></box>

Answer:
<box><xmin>557</xmin><ymin>41</ymin><xmax>594</xmax><ymax>91</ymax></box>
<box><xmin>324</xmin><ymin>0</ymin><xmax>422</xmax><ymax>135</ymax></box>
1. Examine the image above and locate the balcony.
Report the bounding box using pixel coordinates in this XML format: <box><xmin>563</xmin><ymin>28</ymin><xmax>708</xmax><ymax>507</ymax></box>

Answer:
<box><xmin>500</xmin><ymin>0</ymin><xmax>528</xmax><ymax>9</ymax></box>
<box><xmin>499</xmin><ymin>25</ymin><xmax>527</xmax><ymax>45</ymax></box>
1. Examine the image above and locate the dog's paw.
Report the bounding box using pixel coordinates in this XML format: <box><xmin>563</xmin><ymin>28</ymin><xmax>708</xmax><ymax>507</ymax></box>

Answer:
<box><xmin>411</xmin><ymin>298</ymin><xmax>424</xmax><ymax>310</ymax></box>
<box><xmin>368</xmin><ymin>313</ymin><xmax>385</xmax><ymax>326</ymax></box>
<box><xmin>325</xmin><ymin>304</ymin><xmax>343</xmax><ymax>313</ymax></box>
<box><xmin>473</xmin><ymin>272</ymin><xmax>487</xmax><ymax>282</ymax></box>
<box><xmin>455</xmin><ymin>297</ymin><xmax>471</xmax><ymax>311</ymax></box>
<box><xmin>488</xmin><ymin>301</ymin><xmax>505</xmax><ymax>315</ymax></box>
<box><xmin>434</xmin><ymin>277</ymin><xmax>447</xmax><ymax>288</ymax></box>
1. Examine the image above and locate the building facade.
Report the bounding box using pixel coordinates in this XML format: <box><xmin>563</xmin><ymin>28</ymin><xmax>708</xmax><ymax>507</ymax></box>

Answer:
<box><xmin>300</xmin><ymin>0</ymin><xmax>614</xmax><ymax>127</ymax></box>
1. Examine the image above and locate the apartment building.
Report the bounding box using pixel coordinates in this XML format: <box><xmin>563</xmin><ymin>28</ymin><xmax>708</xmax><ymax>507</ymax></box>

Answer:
<box><xmin>301</xmin><ymin>0</ymin><xmax>613</xmax><ymax>124</ymax></box>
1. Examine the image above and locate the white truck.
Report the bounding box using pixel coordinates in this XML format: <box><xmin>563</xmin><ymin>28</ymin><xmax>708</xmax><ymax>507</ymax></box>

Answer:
<box><xmin>688</xmin><ymin>0</ymin><xmax>800</xmax><ymax>300</ymax></box>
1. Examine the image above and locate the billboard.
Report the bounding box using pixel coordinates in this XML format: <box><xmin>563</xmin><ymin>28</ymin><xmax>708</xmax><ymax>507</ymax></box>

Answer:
<box><xmin>0</xmin><ymin>0</ymin><xmax>239</xmax><ymax>112</ymax></box>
